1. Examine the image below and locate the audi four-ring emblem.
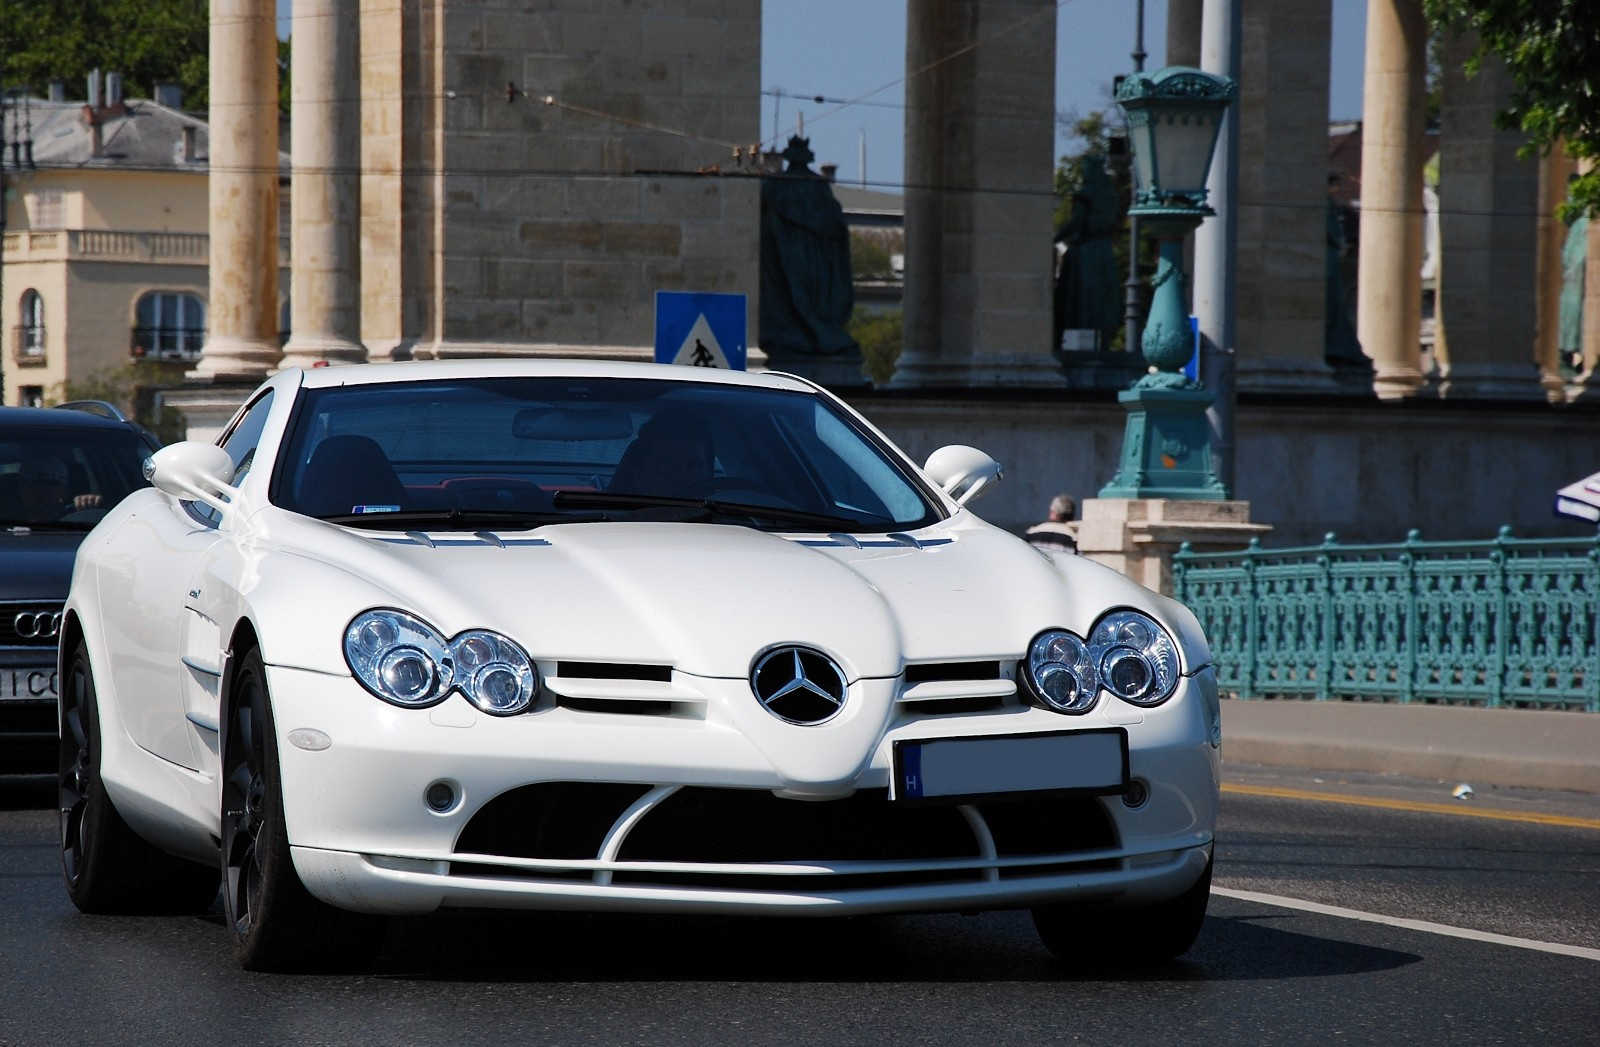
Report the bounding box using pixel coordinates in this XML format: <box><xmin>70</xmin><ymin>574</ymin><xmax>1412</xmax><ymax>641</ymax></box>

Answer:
<box><xmin>13</xmin><ymin>611</ymin><xmax>62</xmax><ymax>640</ymax></box>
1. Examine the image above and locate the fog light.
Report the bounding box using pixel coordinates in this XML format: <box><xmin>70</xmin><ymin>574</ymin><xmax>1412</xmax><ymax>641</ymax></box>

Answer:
<box><xmin>424</xmin><ymin>779</ymin><xmax>459</xmax><ymax>813</ymax></box>
<box><xmin>1122</xmin><ymin>779</ymin><xmax>1150</xmax><ymax>809</ymax></box>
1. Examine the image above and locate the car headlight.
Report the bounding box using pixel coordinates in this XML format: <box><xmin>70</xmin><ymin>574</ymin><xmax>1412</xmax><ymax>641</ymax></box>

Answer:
<box><xmin>1023</xmin><ymin>630</ymin><xmax>1100</xmax><ymax>714</ymax></box>
<box><xmin>344</xmin><ymin>610</ymin><xmax>539</xmax><ymax>715</ymax></box>
<box><xmin>1022</xmin><ymin>611</ymin><xmax>1182</xmax><ymax>715</ymax></box>
<box><xmin>1088</xmin><ymin>610</ymin><xmax>1180</xmax><ymax>706</ymax></box>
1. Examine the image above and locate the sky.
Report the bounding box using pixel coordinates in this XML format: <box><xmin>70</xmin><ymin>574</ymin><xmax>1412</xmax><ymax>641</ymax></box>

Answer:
<box><xmin>275</xmin><ymin>0</ymin><xmax>1369</xmax><ymax>193</ymax></box>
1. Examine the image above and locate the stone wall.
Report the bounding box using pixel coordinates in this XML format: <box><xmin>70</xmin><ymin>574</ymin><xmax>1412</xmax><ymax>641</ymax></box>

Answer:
<box><xmin>364</xmin><ymin>0</ymin><xmax>761</xmax><ymax>360</ymax></box>
<box><xmin>839</xmin><ymin>390</ymin><xmax>1600</xmax><ymax>548</ymax></box>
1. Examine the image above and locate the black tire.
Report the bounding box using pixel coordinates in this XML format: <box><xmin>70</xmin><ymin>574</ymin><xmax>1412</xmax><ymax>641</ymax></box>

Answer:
<box><xmin>58</xmin><ymin>641</ymin><xmax>220</xmax><ymax>914</ymax></box>
<box><xmin>221</xmin><ymin>648</ymin><xmax>385</xmax><ymax>972</ymax></box>
<box><xmin>1032</xmin><ymin>854</ymin><xmax>1212</xmax><ymax>965</ymax></box>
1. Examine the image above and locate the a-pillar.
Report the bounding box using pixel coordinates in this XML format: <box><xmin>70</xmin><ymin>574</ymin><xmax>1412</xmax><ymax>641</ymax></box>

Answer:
<box><xmin>191</xmin><ymin>0</ymin><xmax>282</xmax><ymax>382</ymax></box>
<box><xmin>1434</xmin><ymin>35</ymin><xmax>1542</xmax><ymax>399</ymax></box>
<box><xmin>1356</xmin><ymin>0</ymin><xmax>1427</xmax><ymax>400</ymax></box>
<box><xmin>281</xmin><ymin>0</ymin><xmax>366</xmax><ymax>368</ymax></box>
<box><xmin>896</xmin><ymin>0</ymin><xmax>1059</xmax><ymax>388</ymax></box>
<box><xmin>1233</xmin><ymin>0</ymin><xmax>1336</xmax><ymax>393</ymax></box>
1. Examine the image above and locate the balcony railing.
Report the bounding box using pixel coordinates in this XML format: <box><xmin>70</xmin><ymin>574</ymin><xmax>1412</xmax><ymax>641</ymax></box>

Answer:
<box><xmin>1172</xmin><ymin>529</ymin><xmax>1600</xmax><ymax>712</ymax></box>
<box><xmin>131</xmin><ymin>326</ymin><xmax>206</xmax><ymax>363</ymax></box>
<box><xmin>2</xmin><ymin>229</ymin><xmax>291</xmax><ymax>267</ymax></box>
<box><xmin>11</xmin><ymin>325</ymin><xmax>47</xmax><ymax>365</ymax></box>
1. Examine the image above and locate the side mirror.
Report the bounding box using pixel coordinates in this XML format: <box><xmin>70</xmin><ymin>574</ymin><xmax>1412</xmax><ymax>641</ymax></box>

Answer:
<box><xmin>923</xmin><ymin>444</ymin><xmax>1003</xmax><ymax>506</ymax></box>
<box><xmin>144</xmin><ymin>441</ymin><xmax>239</xmax><ymax>518</ymax></box>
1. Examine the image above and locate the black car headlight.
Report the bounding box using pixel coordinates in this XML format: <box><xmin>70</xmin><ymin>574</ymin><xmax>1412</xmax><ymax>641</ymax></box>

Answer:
<box><xmin>344</xmin><ymin>609</ymin><xmax>538</xmax><ymax>715</ymax></box>
<box><xmin>1023</xmin><ymin>610</ymin><xmax>1181</xmax><ymax>714</ymax></box>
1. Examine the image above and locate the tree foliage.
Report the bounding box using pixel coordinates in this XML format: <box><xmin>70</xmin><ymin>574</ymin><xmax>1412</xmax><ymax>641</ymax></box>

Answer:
<box><xmin>0</xmin><ymin>0</ymin><xmax>209</xmax><ymax>109</ymax></box>
<box><xmin>1426</xmin><ymin>0</ymin><xmax>1600</xmax><ymax>215</ymax></box>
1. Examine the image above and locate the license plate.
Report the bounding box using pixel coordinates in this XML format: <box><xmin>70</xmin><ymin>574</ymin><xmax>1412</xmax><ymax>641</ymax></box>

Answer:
<box><xmin>0</xmin><ymin>667</ymin><xmax>58</xmax><ymax>701</ymax></box>
<box><xmin>892</xmin><ymin>728</ymin><xmax>1128</xmax><ymax>804</ymax></box>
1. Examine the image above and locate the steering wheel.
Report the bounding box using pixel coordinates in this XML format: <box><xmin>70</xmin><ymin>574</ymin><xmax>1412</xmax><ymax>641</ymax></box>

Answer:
<box><xmin>54</xmin><ymin>507</ymin><xmax>107</xmax><ymax>524</ymax></box>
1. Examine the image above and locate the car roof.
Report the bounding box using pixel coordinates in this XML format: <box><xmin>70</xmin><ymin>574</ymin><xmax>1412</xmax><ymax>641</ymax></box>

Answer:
<box><xmin>288</xmin><ymin>359</ymin><xmax>821</xmax><ymax>393</ymax></box>
<box><xmin>0</xmin><ymin>405</ymin><xmax>147</xmax><ymax>431</ymax></box>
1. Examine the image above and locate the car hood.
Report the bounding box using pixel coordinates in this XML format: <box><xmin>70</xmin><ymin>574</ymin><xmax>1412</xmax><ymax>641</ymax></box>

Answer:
<box><xmin>261</xmin><ymin>517</ymin><xmax>1130</xmax><ymax>681</ymax></box>
<box><xmin>0</xmin><ymin>527</ymin><xmax>84</xmax><ymax>601</ymax></box>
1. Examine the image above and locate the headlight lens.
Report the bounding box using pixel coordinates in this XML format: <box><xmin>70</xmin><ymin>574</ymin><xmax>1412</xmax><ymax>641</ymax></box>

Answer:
<box><xmin>1089</xmin><ymin>610</ymin><xmax>1180</xmax><ymax>706</ymax></box>
<box><xmin>344</xmin><ymin>611</ymin><xmax>538</xmax><ymax>715</ymax></box>
<box><xmin>452</xmin><ymin>629</ymin><xmax>537</xmax><ymax>716</ymax></box>
<box><xmin>1024</xmin><ymin>630</ymin><xmax>1100</xmax><ymax>714</ymax></box>
<box><xmin>1022</xmin><ymin>611</ymin><xmax>1182</xmax><ymax>715</ymax></box>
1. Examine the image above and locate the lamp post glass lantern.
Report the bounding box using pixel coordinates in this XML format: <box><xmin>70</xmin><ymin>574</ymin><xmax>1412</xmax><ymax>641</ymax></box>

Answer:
<box><xmin>1099</xmin><ymin>66</ymin><xmax>1236</xmax><ymax>501</ymax></box>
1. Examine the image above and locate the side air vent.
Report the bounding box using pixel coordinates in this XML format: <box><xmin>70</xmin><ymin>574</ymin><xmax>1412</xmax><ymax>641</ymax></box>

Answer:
<box><xmin>557</xmin><ymin>662</ymin><xmax>672</xmax><ymax>682</ymax></box>
<box><xmin>898</xmin><ymin>661</ymin><xmax>1016</xmax><ymax>715</ymax></box>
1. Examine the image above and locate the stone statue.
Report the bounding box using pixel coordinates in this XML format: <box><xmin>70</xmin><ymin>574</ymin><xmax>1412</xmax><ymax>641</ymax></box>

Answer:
<box><xmin>1559</xmin><ymin>209</ymin><xmax>1587</xmax><ymax>373</ymax></box>
<box><xmin>759</xmin><ymin>136</ymin><xmax>857</xmax><ymax>356</ymax></box>
<box><xmin>1052</xmin><ymin>155</ymin><xmax>1123</xmax><ymax>350</ymax></box>
<box><xmin>1324</xmin><ymin>196</ymin><xmax>1369</xmax><ymax>371</ymax></box>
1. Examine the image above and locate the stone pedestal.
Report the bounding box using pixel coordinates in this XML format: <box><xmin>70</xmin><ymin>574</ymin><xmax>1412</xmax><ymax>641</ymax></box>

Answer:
<box><xmin>159</xmin><ymin>384</ymin><xmax>260</xmax><ymax>443</ymax></box>
<box><xmin>1099</xmin><ymin>384</ymin><xmax>1228</xmax><ymax>501</ymax></box>
<box><xmin>1072</xmin><ymin>498</ymin><xmax>1271</xmax><ymax>597</ymax></box>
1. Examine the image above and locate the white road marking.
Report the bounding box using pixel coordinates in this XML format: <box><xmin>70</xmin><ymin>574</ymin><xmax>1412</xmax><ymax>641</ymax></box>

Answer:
<box><xmin>1213</xmin><ymin>887</ymin><xmax>1600</xmax><ymax>962</ymax></box>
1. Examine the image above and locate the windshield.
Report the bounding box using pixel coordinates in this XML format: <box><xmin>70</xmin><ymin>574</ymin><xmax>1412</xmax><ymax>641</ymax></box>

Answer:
<box><xmin>0</xmin><ymin>425</ymin><xmax>153</xmax><ymax>529</ymax></box>
<box><xmin>273</xmin><ymin>377</ymin><xmax>943</xmax><ymax>532</ymax></box>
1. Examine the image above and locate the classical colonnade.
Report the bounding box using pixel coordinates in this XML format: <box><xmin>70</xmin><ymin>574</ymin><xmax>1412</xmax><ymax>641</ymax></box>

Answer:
<box><xmin>193</xmin><ymin>0</ymin><xmax>1579</xmax><ymax>402</ymax></box>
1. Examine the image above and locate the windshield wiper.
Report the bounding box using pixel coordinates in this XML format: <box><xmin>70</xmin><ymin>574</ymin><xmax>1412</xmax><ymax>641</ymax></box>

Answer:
<box><xmin>318</xmin><ymin>507</ymin><xmax>607</xmax><ymax>530</ymax></box>
<box><xmin>551</xmin><ymin>490</ymin><xmax>867</xmax><ymax>531</ymax></box>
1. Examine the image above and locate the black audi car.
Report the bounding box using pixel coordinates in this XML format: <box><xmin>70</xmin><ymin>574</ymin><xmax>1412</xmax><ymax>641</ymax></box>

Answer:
<box><xmin>1</xmin><ymin>403</ymin><xmax>158</xmax><ymax>773</ymax></box>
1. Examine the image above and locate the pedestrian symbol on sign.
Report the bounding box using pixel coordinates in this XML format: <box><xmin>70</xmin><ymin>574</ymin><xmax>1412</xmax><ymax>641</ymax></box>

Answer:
<box><xmin>654</xmin><ymin>291</ymin><xmax>747</xmax><ymax>370</ymax></box>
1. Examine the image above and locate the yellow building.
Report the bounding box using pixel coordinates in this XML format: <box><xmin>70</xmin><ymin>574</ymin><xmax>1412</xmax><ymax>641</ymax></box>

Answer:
<box><xmin>1</xmin><ymin>80</ymin><xmax>286</xmax><ymax>407</ymax></box>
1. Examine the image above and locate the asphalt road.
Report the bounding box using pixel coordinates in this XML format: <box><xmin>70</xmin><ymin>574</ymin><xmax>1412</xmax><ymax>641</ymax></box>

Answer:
<box><xmin>2</xmin><ymin>767</ymin><xmax>1596</xmax><ymax>1047</ymax></box>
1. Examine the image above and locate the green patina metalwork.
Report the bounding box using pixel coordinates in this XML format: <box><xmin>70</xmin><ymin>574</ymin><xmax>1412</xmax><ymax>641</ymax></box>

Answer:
<box><xmin>1172</xmin><ymin>528</ymin><xmax>1600</xmax><ymax>711</ymax></box>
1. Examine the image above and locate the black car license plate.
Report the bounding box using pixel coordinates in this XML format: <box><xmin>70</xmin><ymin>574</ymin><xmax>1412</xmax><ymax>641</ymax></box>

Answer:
<box><xmin>892</xmin><ymin>728</ymin><xmax>1128</xmax><ymax>804</ymax></box>
<box><xmin>0</xmin><ymin>666</ymin><xmax>58</xmax><ymax>702</ymax></box>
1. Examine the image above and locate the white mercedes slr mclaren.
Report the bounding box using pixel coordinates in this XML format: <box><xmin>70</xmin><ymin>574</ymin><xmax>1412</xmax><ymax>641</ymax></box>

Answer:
<box><xmin>59</xmin><ymin>360</ymin><xmax>1220</xmax><ymax>971</ymax></box>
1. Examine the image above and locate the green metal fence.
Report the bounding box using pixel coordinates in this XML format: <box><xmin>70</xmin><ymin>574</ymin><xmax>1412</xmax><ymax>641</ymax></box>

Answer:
<box><xmin>1171</xmin><ymin>528</ymin><xmax>1600</xmax><ymax>711</ymax></box>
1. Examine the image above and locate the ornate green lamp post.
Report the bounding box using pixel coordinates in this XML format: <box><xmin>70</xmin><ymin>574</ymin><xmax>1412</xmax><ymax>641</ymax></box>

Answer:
<box><xmin>1099</xmin><ymin>67</ymin><xmax>1237</xmax><ymax>500</ymax></box>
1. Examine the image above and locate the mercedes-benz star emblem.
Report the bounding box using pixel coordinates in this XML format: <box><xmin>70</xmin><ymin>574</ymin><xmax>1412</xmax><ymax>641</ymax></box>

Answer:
<box><xmin>750</xmin><ymin>646</ymin><xmax>848</xmax><ymax>725</ymax></box>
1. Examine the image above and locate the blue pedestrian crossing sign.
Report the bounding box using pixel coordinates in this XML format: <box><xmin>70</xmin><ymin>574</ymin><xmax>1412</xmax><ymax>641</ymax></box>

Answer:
<box><xmin>654</xmin><ymin>291</ymin><xmax>747</xmax><ymax>370</ymax></box>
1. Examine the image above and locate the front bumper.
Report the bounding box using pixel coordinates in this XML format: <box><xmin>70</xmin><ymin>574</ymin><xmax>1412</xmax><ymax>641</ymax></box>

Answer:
<box><xmin>267</xmin><ymin>663</ymin><xmax>1221</xmax><ymax>916</ymax></box>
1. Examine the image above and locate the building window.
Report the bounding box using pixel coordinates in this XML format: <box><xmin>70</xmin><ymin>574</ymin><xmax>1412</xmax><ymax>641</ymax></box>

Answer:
<box><xmin>132</xmin><ymin>291</ymin><xmax>206</xmax><ymax>362</ymax></box>
<box><xmin>17</xmin><ymin>386</ymin><xmax>45</xmax><ymax>408</ymax></box>
<box><xmin>26</xmin><ymin>190</ymin><xmax>63</xmax><ymax>230</ymax></box>
<box><xmin>14</xmin><ymin>290</ymin><xmax>46</xmax><ymax>363</ymax></box>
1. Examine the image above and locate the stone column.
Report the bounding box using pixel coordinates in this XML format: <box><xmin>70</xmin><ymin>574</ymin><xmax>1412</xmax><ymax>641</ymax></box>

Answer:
<box><xmin>1435</xmin><ymin>36</ymin><xmax>1542</xmax><ymax>399</ymax></box>
<box><xmin>895</xmin><ymin>0</ymin><xmax>1058</xmax><ymax>388</ymax></box>
<box><xmin>1166</xmin><ymin>0</ymin><xmax>1203</xmax><ymax>67</ymax></box>
<box><xmin>192</xmin><ymin>0</ymin><xmax>282</xmax><ymax>382</ymax></box>
<box><xmin>1583</xmin><ymin>203</ymin><xmax>1600</xmax><ymax>389</ymax></box>
<box><xmin>1356</xmin><ymin>0</ymin><xmax>1427</xmax><ymax>400</ymax></box>
<box><xmin>1233</xmin><ymin>0</ymin><xmax>1336</xmax><ymax>393</ymax></box>
<box><xmin>281</xmin><ymin>0</ymin><xmax>366</xmax><ymax>368</ymax></box>
<box><xmin>1533</xmin><ymin>143</ymin><xmax>1576</xmax><ymax>400</ymax></box>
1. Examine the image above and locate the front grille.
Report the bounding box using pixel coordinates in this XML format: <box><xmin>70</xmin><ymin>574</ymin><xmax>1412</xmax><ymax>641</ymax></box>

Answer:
<box><xmin>452</xmin><ymin>781</ymin><xmax>1119</xmax><ymax>892</ymax></box>
<box><xmin>0</xmin><ymin>603</ymin><xmax>63</xmax><ymax>648</ymax></box>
